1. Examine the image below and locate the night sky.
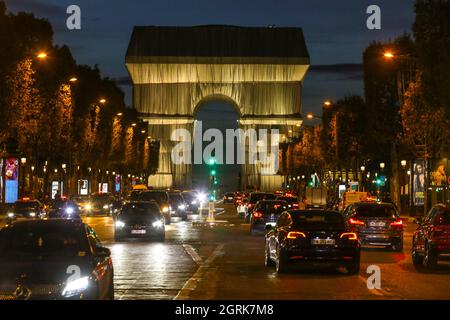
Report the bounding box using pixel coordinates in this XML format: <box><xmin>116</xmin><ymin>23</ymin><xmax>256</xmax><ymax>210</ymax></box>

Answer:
<box><xmin>5</xmin><ymin>0</ymin><xmax>416</xmax><ymax>191</ymax></box>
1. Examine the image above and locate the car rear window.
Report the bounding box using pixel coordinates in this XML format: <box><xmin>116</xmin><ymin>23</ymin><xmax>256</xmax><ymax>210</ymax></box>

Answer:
<box><xmin>257</xmin><ymin>201</ymin><xmax>288</xmax><ymax>213</ymax></box>
<box><xmin>0</xmin><ymin>225</ymin><xmax>87</xmax><ymax>256</ymax></box>
<box><xmin>292</xmin><ymin>211</ymin><xmax>345</xmax><ymax>230</ymax></box>
<box><xmin>250</xmin><ymin>193</ymin><xmax>276</xmax><ymax>202</ymax></box>
<box><xmin>355</xmin><ymin>205</ymin><xmax>398</xmax><ymax>218</ymax></box>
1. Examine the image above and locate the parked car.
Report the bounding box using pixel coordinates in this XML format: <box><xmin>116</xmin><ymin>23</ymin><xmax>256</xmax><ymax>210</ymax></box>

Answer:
<box><xmin>168</xmin><ymin>192</ymin><xmax>188</xmax><ymax>221</ymax></box>
<box><xmin>0</xmin><ymin>219</ymin><xmax>114</xmax><ymax>299</ymax></box>
<box><xmin>6</xmin><ymin>198</ymin><xmax>45</xmax><ymax>222</ymax></box>
<box><xmin>265</xmin><ymin>210</ymin><xmax>360</xmax><ymax>274</ymax></box>
<box><xmin>114</xmin><ymin>202</ymin><xmax>165</xmax><ymax>242</ymax></box>
<box><xmin>342</xmin><ymin>202</ymin><xmax>403</xmax><ymax>251</ymax></box>
<box><xmin>250</xmin><ymin>200</ymin><xmax>288</xmax><ymax>235</ymax></box>
<box><xmin>412</xmin><ymin>204</ymin><xmax>450</xmax><ymax>269</ymax></box>
<box><xmin>138</xmin><ymin>190</ymin><xmax>171</xmax><ymax>224</ymax></box>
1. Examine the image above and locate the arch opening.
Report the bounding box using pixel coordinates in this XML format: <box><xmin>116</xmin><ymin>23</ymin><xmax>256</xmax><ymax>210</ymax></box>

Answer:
<box><xmin>192</xmin><ymin>98</ymin><xmax>241</xmax><ymax>193</ymax></box>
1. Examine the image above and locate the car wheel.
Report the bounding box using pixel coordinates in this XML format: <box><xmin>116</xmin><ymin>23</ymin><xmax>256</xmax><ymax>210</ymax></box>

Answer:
<box><xmin>392</xmin><ymin>239</ymin><xmax>403</xmax><ymax>252</ymax></box>
<box><xmin>165</xmin><ymin>216</ymin><xmax>171</xmax><ymax>225</ymax></box>
<box><xmin>423</xmin><ymin>243</ymin><xmax>438</xmax><ymax>270</ymax></box>
<box><xmin>276</xmin><ymin>248</ymin><xmax>289</xmax><ymax>273</ymax></box>
<box><xmin>265</xmin><ymin>243</ymin><xmax>275</xmax><ymax>267</ymax></box>
<box><xmin>157</xmin><ymin>232</ymin><xmax>165</xmax><ymax>242</ymax></box>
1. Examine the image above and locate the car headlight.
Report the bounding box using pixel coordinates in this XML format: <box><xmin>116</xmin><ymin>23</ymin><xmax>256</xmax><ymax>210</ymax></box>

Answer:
<box><xmin>191</xmin><ymin>200</ymin><xmax>197</xmax><ymax>205</ymax></box>
<box><xmin>65</xmin><ymin>207</ymin><xmax>74</xmax><ymax>215</ymax></box>
<box><xmin>62</xmin><ymin>276</ymin><xmax>89</xmax><ymax>298</ymax></box>
<box><xmin>197</xmin><ymin>193</ymin><xmax>206</xmax><ymax>203</ymax></box>
<box><xmin>29</xmin><ymin>212</ymin><xmax>36</xmax><ymax>217</ymax></box>
<box><xmin>103</xmin><ymin>205</ymin><xmax>109</xmax><ymax>209</ymax></box>
<box><xmin>115</xmin><ymin>220</ymin><xmax>125</xmax><ymax>228</ymax></box>
<box><xmin>178</xmin><ymin>205</ymin><xmax>186</xmax><ymax>210</ymax></box>
<box><xmin>85</xmin><ymin>204</ymin><xmax>92</xmax><ymax>211</ymax></box>
<box><xmin>7</xmin><ymin>212</ymin><xmax>14</xmax><ymax>218</ymax></box>
<box><xmin>152</xmin><ymin>220</ymin><xmax>164</xmax><ymax>228</ymax></box>
<box><xmin>162</xmin><ymin>206</ymin><xmax>169</xmax><ymax>213</ymax></box>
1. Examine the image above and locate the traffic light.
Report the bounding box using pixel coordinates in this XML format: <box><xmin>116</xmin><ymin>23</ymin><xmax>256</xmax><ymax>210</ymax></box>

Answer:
<box><xmin>211</xmin><ymin>170</ymin><xmax>216</xmax><ymax>176</ymax></box>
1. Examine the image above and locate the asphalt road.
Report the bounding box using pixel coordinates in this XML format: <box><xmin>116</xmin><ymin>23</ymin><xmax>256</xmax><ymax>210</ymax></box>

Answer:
<box><xmin>3</xmin><ymin>205</ymin><xmax>450</xmax><ymax>300</ymax></box>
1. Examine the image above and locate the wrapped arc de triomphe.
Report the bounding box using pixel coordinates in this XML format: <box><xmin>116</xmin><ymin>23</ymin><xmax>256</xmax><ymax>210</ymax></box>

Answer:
<box><xmin>125</xmin><ymin>25</ymin><xmax>310</xmax><ymax>191</ymax></box>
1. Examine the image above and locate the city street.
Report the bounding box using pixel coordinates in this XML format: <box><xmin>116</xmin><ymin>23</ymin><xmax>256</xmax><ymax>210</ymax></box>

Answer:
<box><xmin>19</xmin><ymin>204</ymin><xmax>445</xmax><ymax>300</ymax></box>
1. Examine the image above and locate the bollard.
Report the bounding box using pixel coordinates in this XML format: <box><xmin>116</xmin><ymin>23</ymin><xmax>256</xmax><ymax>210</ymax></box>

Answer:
<box><xmin>207</xmin><ymin>201</ymin><xmax>215</xmax><ymax>222</ymax></box>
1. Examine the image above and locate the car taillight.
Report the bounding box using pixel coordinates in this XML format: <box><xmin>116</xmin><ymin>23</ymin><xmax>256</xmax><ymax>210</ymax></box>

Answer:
<box><xmin>390</xmin><ymin>219</ymin><xmax>403</xmax><ymax>227</ymax></box>
<box><xmin>287</xmin><ymin>231</ymin><xmax>306</xmax><ymax>239</ymax></box>
<box><xmin>349</xmin><ymin>218</ymin><xmax>365</xmax><ymax>226</ymax></box>
<box><xmin>293</xmin><ymin>203</ymin><xmax>299</xmax><ymax>207</ymax></box>
<box><xmin>253</xmin><ymin>211</ymin><xmax>263</xmax><ymax>218</ymax></box>
<box><xmin>340</xmin><ymin>232</ymin><xmax>358</xmax><ymax>240</ymax></box>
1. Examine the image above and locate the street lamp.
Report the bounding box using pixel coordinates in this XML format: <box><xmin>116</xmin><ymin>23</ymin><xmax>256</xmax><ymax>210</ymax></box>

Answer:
<box><xmin>380</xmin><ymin>163</ymin><xmax>385</xmax><ymax>170</ymax></box>
<box><xmin>383</xmin><ymin>51</ymin><xmax>395</xmax><ymax>59</ymax></box>
<box><xmin>69</xmin><ymin>77</ymin><xmax>78</xmax><ymax>83</ymax></box>
<box><xmin>323</xmin><ymin>100</ymin><xmax>332</xmax><ymax>107</ymax></box>
<box><xmin>401</xmin><ymin>160</ymin><xmax>407</xmax><ymax>168</ymax></box>
<box><xmin>37</xmin><ymin>52</ymin><xmax>48</xmax><ymax>59</ymax></box>
<box><xmin>360</xmin><ymin>166</ymin><xmax>366</xmax><ymax>172</ymax></box>
<box><xmin>99</xmin><ymin>98</ymin><xmax>106</xmax><ymax>104</ymax></box>
<box><xmin>117</xmin><ymin>112</ymin><xmax>123</xmax><ymax>116</ymax></box>
<box><xmin>62</xmin><ymin>163</ymin><xmax>66</xmax><ymax>170</ymax></box>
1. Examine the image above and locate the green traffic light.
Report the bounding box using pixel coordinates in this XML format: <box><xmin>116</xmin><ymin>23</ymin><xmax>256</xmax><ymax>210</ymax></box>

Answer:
<box><xmin>208</xmin><ymin>158</ymin><xmax>216</xmax><ymax>165</ymax></box>
<box><xmin>211</xmin><ymin>170</ymin><xmax>216</xmax><ymax>175</ymax></box>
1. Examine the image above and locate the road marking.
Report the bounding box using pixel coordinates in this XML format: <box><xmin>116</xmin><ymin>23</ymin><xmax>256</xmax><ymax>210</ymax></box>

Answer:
<box><xmin>174</xmin><ymin>244</ymin><xmax>225</xmax><ymax>300</ymax></box>
<box><xmin>183</xmin><ymin>244</ymin><xmax>203</xmax><ymax>265</ymax></box>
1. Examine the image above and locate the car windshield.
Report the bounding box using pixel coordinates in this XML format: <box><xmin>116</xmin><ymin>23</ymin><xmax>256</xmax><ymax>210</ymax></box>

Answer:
<box><xmin>15</xmin><ymin>202</ymin><xmax>39</xmax><ymax>210</ymax></box>
<box><xmin>140</xmin><ymin>192</ymin><xmax>167</xmax><ymax>204</ymax></box>
<box><xmin>0</xmin><ymin>225</ymin><xmax>87</xmax><ymax>257</ymax></box>
<box><xmin>257</xmin><ymin>201</ymin><xmax>288</xmax><ymax>213</ymax></box>
<box><xmin>121</xmin><ymin>203</ymin><xmax>161</xmax><ymax>217</ymax></box>
<box><xmin>355</xmin><ymin>204</ymin><xmax>398</xmax><ymax>218</ymax></box>
<box><xmin>169</xmin><ymin>194</ymin><xmax>184</xmax><ymax>204</ymax></box>
<box><xmin>129</xmin><ymin>191</ymin><xmax>141</xmax><ymax>201</ymax></box>
<box><xmin>291</xmin><ymin>211</ymin><xmax>345</xmax><ymax>230</ymax></box>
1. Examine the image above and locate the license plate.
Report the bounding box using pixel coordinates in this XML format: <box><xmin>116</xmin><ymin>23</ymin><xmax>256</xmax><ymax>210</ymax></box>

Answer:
<box><xmin>311</xmin><ymin>239</ymin><xmax>335</xmax><ymax>245</ymax></box>
<box><xmin>131</xmin><ymin>230</ymin><xmax>146</xmax><ymax>234</ymax></box>
<box><xmin>369</xmin><ymin>222</ymin><xmax>386</xmax><ymax>227</ymax></box>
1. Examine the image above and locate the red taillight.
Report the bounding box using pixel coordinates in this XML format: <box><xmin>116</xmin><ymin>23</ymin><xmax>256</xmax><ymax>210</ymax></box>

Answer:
<box><xmin>340</xmin><ymin>232</ymin><xmax>358</xmax><ymax>240</ymax></box>
<box><xmin>253</xmin><ymin>211</ymin><xmax>263</xmax><ymax>218</ymax></box>
<box><xmin>287</xmin><ymin>231</ymin><xmax>306</xmax><ymax>239</ymax></box>
<box><xmin>390</xmin><ymin>219</ymin><xmax>403</xmax><ymax>227</ymax></box>
<box><xmin>293</xmin><ymin>203</ymin><xmax>299</xmax><ymax>207</ymax></box>
<box><xmin>349</xmin><ymin>218</ymin><xmax>365</xmax><ymax>226</ymax></box>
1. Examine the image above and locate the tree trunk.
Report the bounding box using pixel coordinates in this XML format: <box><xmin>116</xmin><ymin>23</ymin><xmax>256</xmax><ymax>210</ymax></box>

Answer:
<box><xmin>390</xmin><ymin>143</ymin><xmax>401</xmax><ymax>210</ymax></box>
